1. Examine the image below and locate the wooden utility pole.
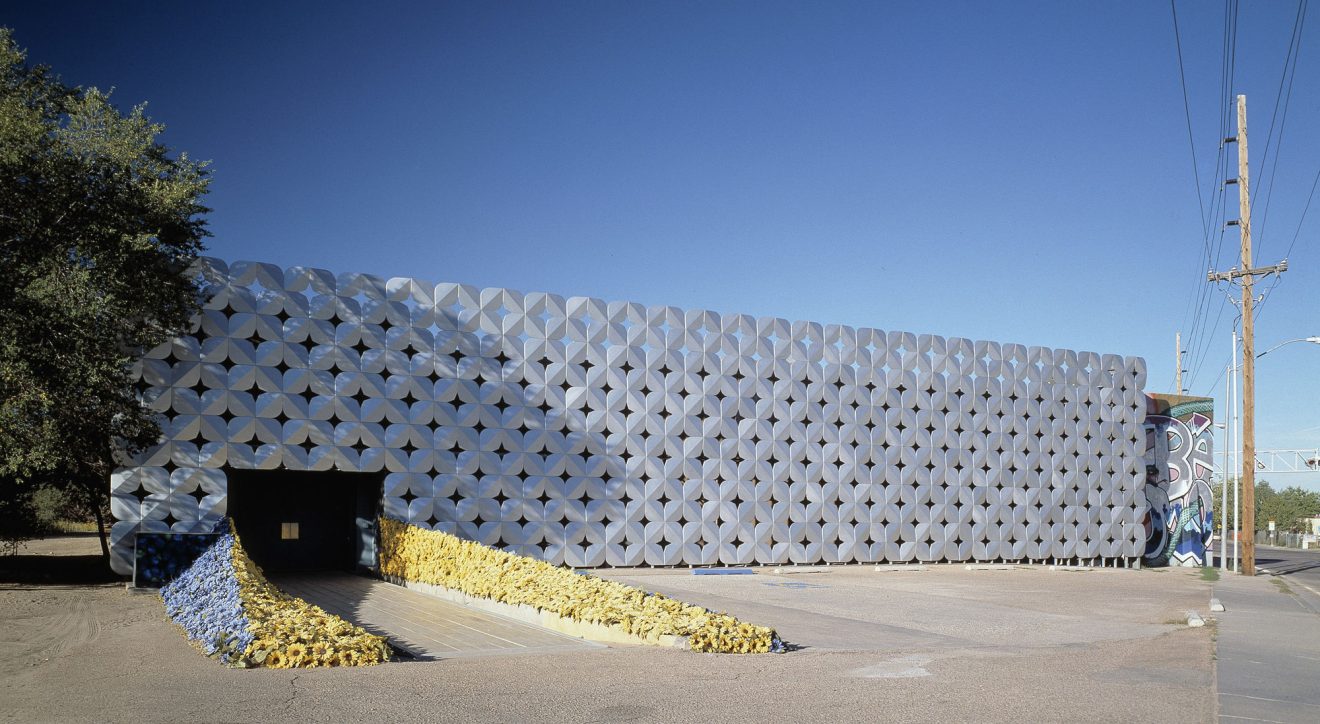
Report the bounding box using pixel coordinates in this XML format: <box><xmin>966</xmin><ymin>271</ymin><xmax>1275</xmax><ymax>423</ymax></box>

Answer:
<box><xmin>1209</xmin><ymin>95</ymin><xmax>1287</xmax><ymax>576</ymax></box>
<box><xmin>1176</xmin><ymin>332</ymin><xmax>1183</xmax><ymax>395</ymax></box>
<box><xmin>1237</xmin><ymin>94</ymin><xmax>1257</xmax><ymax>577</ymax></box>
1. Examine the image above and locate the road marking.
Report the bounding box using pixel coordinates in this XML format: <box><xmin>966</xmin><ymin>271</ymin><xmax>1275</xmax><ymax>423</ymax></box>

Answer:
<box><xmin>851</xmin><ymin>655</ymin><xmax>932</xmax><ymax>679</ymax></box>
<box><xmin>1292</xmin><ymin>580</ymin><xmax>1320</xmax><ymax>599</ymax></box>
<box><xmin>1256</xmin><ymin>566</ymin><xmax>1320</xmax><ymax>602</ymax></box>
<box><xmin>1219</xmin><ymin>693</ymin><xmax>1320</xmax><ymax>709</ymax></box>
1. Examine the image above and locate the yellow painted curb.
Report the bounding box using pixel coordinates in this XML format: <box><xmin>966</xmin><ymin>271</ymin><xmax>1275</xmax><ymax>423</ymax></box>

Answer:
<box><xmin>381</xmin><ymin>575</ymin><xmax>689</xmax><ymax>650</ymax></box>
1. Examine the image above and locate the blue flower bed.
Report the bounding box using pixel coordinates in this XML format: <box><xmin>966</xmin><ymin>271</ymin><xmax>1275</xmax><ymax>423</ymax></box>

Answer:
<box><xmin>134</xmin><ymin>532</ymin><xmax>220</xmax><ymax>587</ymax></box>
<box><xmin>160</xmin><ymin>532</ymin><xmax>253</xmax><ymax>663</ymax></box>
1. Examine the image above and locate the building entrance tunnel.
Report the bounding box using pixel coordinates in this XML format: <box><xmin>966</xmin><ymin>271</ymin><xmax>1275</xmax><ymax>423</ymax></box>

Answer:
<box><xmin>225</xmin><ymin>469</ymin><xmax>383</xmax><ymax>574</ymax></box>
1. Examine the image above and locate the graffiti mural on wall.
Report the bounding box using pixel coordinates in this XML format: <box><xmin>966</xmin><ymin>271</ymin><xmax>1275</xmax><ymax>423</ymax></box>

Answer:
<box><xmin>1143</xmin><ymin>394</ymin><xmax>1214</xmax><ymax>567</ymax></box>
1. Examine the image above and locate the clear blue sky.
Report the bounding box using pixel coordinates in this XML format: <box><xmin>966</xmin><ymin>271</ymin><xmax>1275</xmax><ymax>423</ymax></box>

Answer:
<box><xmin>5</xmin><ymin>1</ymin><xmax>1318</xmax><ymax>490</ymax></box>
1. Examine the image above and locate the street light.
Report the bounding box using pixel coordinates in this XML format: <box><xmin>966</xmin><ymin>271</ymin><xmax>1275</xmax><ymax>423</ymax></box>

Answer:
<box><xmin>1257</xmin><ymin>336</ymin><xmax>1320</xmax><ymax>358</ymax></box>
<box><xmin>1227</xmin><ymin>334</ymin><xmax>1320</xmax><ymax>574</ymax></box>
<box><xmin>1215</xmin><ymin>421</ymin><xmax>1229</xmax><ymax>572</ymax></box>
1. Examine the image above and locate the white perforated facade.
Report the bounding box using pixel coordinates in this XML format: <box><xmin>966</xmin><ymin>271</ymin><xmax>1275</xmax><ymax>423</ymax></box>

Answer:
<box><xmin>109</xmin><ymin>258</ymin><xmax>1150</xmax><ymax>574</ymax></box>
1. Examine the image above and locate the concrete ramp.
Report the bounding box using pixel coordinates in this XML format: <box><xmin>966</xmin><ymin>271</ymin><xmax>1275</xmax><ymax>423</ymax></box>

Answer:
<box><xmin>273</xmin><ymin>573</ymin><xmax>602</xmax><ymax>659</ymax></box>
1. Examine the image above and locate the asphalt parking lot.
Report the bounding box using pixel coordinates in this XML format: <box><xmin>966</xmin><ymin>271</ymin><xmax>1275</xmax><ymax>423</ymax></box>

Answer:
<box><xmin>1</xmin><ymin>537</ymin><xmax>1215</xmax><ymax>723</ymax></box>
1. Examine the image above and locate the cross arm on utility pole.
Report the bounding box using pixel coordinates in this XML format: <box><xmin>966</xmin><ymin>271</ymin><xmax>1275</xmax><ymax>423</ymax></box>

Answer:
<box><xmin>1204</xmin><ymin>94</ymin><xmax>1286</xmax><ymax>577</ymax></box>
<box><xmin>1207</xmin><ymin>260</ymin><xmax>1288</xmax><ymax>284</ymax></box>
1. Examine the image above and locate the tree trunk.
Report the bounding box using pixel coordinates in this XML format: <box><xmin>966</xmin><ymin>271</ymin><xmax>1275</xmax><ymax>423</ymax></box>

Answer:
<box><xmin>94</xmin><ymin>488</ymin><xmax>110</xmax><ymax>563</ymax></box>
<box><xmin>92</xmin><ymin>453</ymin><xmax>113</xmax><ymax>567</ymax></box>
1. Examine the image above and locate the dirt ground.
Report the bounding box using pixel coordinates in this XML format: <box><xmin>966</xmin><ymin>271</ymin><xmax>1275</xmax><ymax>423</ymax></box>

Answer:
<box><xmin>0</xmin><ymin>537</ymin><xmax>1216</xmax><ymax>723</ymax></box>
<box><xmin>0</xmin><ymin>534</ymin><xmax>119</xmax><ymax>586</ymax></box>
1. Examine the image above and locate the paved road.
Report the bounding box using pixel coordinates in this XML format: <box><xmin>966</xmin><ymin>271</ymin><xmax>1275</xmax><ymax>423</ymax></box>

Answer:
<box><xmin>2</xmin><ymin>540</ymin><xmax>1218</xmax><ymax>723</ymax></box>
<box><xmin>1214</xmin><ymin>545</ymin><xmax>1320</xmax><ymax>723</ymax></box>
<box><xmin>273</xmin><ymin>573</ymin><xmax>599</xmax><ymax>659</ymax></box>
<box><xmin>1213</xmin><ymin>574</ymin><xmax>1320</xmax><ymax>723</ymax></box>
<box><xmin>1255</xmin><ymin>545</ymin><xmax>1320</xmax><ymax>602</ymax></box>
<box><xmin>1219</xmin><ymin>543</ymin><xmax>1320</xmax><ymax>603</ymax></box>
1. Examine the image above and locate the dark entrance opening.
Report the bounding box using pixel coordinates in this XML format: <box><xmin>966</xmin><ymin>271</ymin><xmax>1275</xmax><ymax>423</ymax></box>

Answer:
<box><xmin>225</xmin><ymin>469</ymin><xmax>383</xmax><ymax>574</ymax></box>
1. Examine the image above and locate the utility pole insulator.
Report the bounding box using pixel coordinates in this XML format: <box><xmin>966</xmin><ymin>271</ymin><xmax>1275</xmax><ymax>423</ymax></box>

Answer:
<box><xmin>1226</xmin><ymin>219</ymin><xmax>1240</xmax><ymax>226</ymax></box>
<box><xmin>1224</xmin><ymin>136</ymin><xmax>1238</xmax><ymax>144</ymax></box>
<box><xmin>1226</xmin><ymin>178</ymin><xmax>1239</xmax><ymax>185</ymax></box>
<box><xmin>1176</xmin><ymin>332</ymin><xmax>1183</xmax><ymax>396</ymax></box>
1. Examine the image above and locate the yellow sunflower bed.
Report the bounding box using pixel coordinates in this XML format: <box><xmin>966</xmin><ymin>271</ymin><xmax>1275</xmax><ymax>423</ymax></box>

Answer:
<box><xmin>378</xmin><ymin>517</ymin><xmax>783</xmax><ymax>654</ymax></box>
<box><xmin>233</xmin><ymin>531</ymin><xmax>391</xmax><ymax>668</ymax></box>
<box><xmin>162</xmin><ymin>522</ymin><xmax>390</xmax><ymax>668</ymax></box>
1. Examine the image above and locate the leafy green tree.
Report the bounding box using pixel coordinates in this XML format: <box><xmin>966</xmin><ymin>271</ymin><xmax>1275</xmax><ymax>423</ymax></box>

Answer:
<box><xmin>1210</xmin><ymin>479</ymin><xmax>1320</xmax><ymax>534</ymax></box>
<box><xmin>0</xmin><ymin>28</ymin><xmax>210</xmax><ymax>561</ymax></box>
<box><xmin>1259</xmin><ymin>484</ymin><xmax>1320</xmax><ymax>534</ymax></box>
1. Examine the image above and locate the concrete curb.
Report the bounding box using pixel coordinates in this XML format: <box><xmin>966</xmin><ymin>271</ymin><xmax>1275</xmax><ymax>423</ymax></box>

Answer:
<box><xmin>1186</xmin><ymin>611</ymin><xmax>1206</xmax><ymax>627</ymax></box>
<box><xmin>770</xmin><ymin>567</ymin><xmax>830</xmax><ymax>575</ymax></box>
<box><xmin>965</xmin><ymin>564</ymin><xmax>1016</xmax><ymax>571</ymax></box>
<box><xmin>1048</xmin><ymin>565</ymin><xmax>1096</xmax><ymax>572</ymax></box>
<box><xmin>1210</xmin><ymin>597</ymin><xmax>1225</xmax><ymax>612</ymax></box>
<box><xmin>382</xmin><ymin>575</ymin><xmax>689</xmax><ymax>650</ymax></box>
<box><xmin>875</xmin><ymin>565</ymin><xmax>928</xmax><ymax>573</ymax></box>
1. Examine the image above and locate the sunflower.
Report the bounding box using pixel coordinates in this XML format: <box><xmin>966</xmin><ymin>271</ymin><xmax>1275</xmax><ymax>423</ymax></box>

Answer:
<box><xmin>284</xmin><ymin>642</ymin><xmax>308</xmax><ymax>667</ymax></box>
<box><xmin>265</xmin><ymin>650</ymin><xmax>286</xmax><ymax>668</ymax></box>
<box><xmin>337</xmin><ymin>650</ymin><xmax>357</xmax><ymax>667</ymax></box>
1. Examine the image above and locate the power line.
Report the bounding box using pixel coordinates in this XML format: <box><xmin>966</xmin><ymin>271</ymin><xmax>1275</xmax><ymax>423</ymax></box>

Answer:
<box><xmin>1253</xmin><ymin>1</ymin><xmax>1312</xmax><ymax>323</ymax></box>
<box><xmin>1188</xmin><ymin>186</ymin><xmax>1236</xmax><ymax>388</ymax></box>
<box><xmin>1182</xmin><ymin>0</ymin><xmax>1239</xmax><ymax>391</ymax></box>
<box><xmin>1187</xmin><ymin>165</ymin><xmax>1234</xmax><ymax>387</ymax></box>
<box><xmin>1254</xmin><ymin>0</ymin><xmax>1308</xmax><ymax>258</ymax></box>
<box><xmin>1182</xmin><ymin>129</ymin><xmax>1233</xmax><ymax>388</ymax></box>
<box><xmin>1194</xmin><ymin>308</ymin><xmax>1242</xmax><ymax>398</ymax></box>
<box><xmin>1187</xmin><ymin>292</ymin><xmax>1230</xmax><ymax>391</ymax></box>
<box><xmin>1252</xmin><ymin>158</ymin><xmax>1311</xmax><ymax>320</ymax></box>
<box><xmin>1171</xmin><ymin>0</ymin><xmax>1211</xmax><ymax>240</ymax></box>
<box><xmin>1283</xmin><ymin>163</ymin><xmax>1320</xmax><ymax>261</ymax></box>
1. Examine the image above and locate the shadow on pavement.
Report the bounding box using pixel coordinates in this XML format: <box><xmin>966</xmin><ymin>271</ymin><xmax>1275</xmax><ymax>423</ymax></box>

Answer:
<box><xmin>0</xmin><ymin>534</ymin><xmax>122</xmax><ymax>585</ymax></box>
<box><xmin>1255</xmin><ymin>555</ymin><xmax>1320</xmax><ymax>576</ymax></box>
